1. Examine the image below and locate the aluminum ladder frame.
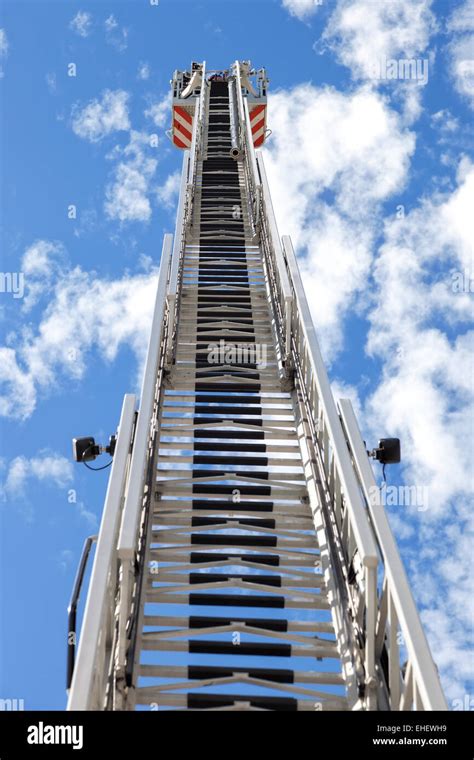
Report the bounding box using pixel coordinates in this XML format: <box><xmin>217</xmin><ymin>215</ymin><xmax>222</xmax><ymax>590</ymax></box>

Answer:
<box><xmin>67</xmin><ymin>61</ymin><xmax>447</xmax><ymax>712</ymax></box>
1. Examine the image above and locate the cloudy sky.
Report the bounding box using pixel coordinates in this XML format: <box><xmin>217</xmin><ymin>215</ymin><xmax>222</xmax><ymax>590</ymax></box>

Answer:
<box><xmin>0</xmin><ymin>0</ymin><xmax>472</xmax><ymax>709</ymax></box>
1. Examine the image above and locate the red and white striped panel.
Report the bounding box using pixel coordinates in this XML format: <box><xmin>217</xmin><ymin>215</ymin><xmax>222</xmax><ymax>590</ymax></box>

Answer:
<box><xmin>172</xmin><ymin>105</ymin><xmax>194</xmax><ymax>149</ymax></box>
<box><xmin>249</xmin><ymin>104</ymin><xmax>266</xmax><ymax>148</ymax></box>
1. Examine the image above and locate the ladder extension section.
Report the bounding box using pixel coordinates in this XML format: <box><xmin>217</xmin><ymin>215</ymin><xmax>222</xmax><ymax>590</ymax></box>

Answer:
<box><xmin>67</xmin><ymin>61</ymin><xmax>447</xmax><ymax>712</ymax></box>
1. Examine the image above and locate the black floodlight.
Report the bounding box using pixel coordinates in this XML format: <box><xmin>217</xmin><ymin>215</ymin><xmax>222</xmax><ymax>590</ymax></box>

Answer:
<box><xmin>72</xmin><ymin>434</ymin><xmax>117</xmax><ymax>471</ymax></box>
<box><xmin>370</xmin><ymin>438</ymin><xmax>401</xmax><ymax>465</ymax></box>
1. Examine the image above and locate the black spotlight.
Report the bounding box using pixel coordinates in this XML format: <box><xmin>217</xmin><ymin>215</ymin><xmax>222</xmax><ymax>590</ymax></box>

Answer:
<box><xmin>72</xmin><ymin>435</ymin><xmax>117</xmax><ymax>467</ymax></box>
<box><xmin>72</xmin><ymin>436</ymin><xmax>100</xmax><ymax>463</ymax></box>
<box><xmin>370</xmin><ymin>438</ymin><xmax>401</xmax><ymax>465</ymax></box>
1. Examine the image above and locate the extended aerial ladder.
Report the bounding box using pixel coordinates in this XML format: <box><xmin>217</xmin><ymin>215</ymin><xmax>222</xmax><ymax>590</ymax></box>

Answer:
<box><xmin>67</xmin><ymin>61</ymin><xmax>447</xmax><ymax>712</ymax></box>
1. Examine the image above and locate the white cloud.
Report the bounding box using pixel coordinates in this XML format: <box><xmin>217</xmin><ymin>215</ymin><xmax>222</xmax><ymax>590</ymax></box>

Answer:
<box><xmin>446</xmin><ymin>0</ymin><xmax>474</xmax><ymax>108</ymax></box>
<box><xmin>104</xmin><ymin>14</ymin><xmax>128</xmax><ymax>52</ymax></box>
<box><xmin>1</xmin><ymin>451</ymin><xmax>98</xmax><ymax>526</ymax></box>
<box><xmin>262</xmin><ymin>73</ymin><xmax>473</xmax><ymax>698</ymax></box>
<box><xmin>331</xmin><ymin>379</ymin><xmax>363</xmax><ymax>420</ymax></box>
<box><xmin>137</xmin><ymin>62</ymin><xmax>150</xmax><ymax>81</ymax></box>
<box><xmin>396</xmin><ymin>84</ymin><xmax>425</xmax><ymax>126</ymax></box>
<box><xmin>319</xmin><ymin>0</ymin><xmax>436</xmax><ymax>81</ymax></box>
<box><xmin>446</xmin><ymin>11</ymin><xmax>474</xmax><ymax>110</ymax></box>
<box><xmin>145</xmin><ymin>93</ymin><xmax>171</xmax><ymax>128</ymax></box>
<box><xmin>72</xmin><ymin>208</ymin><xmax>98</xmax><ymax>239</ymax></box>
<box><xmin>409</xmin><ymin>508</ymin><xmax>474</xmax><ymax>702</ymax></box>
<box><xmin>69</xmin><ymin>11</ymin><xmax>92</xmax><ymax>38</ymax></box>
<box><xmin>0</xmin><ymin>348</ymin><xmax>37</xmax><ymax>419</ymax></box>
<box><xmin>75</xmin><ymin>501</ymin><xmax>98</xmax><ymax>528</ymax></box>
<box><xmin>71</xmin><ymin>89</ymin><xmax>130</xmax><ymax>143</ymax></box>
<box><xmin>104</xmin><ymin>131</ymin><xmax>158</xmax><ymax>222</ymax></box>
<box><xmin>21</xmin><ymin>239</ymin><xmax>66</xmax><ymax>312</ymax></box>
<box><xmin>0</xmin><ymin>242</ymin><xmax>158</xmax><ymax>419</ymax></box>
<box><xmin>70</xmin><ymin>89</ymin><xmax>159</xmax><ymax>223</ymax></box>
<box><xmin>22</xmin><ymin>239</ymin><xmax>63</xmax><ymax>277</ymax></box>
<box><xmin>105</xmin><ymin>164</ymin><xmax>154</xmax><ymax>222</ymax></box>
<box><xmin>156</xmin><ymin>170</ymin><xmax>180</xmax><ymax>209</ymax></box>
<box><xmin>58</xmin><ymin>549</ymin><xmax>74</xmax><ymax>572</ymax></box>
<box><xmin>431</xmin><ymin>108</ymin><xmax>459</xmax><ymax>134</ymax></box>
<box><xmin>365</xmin><ymin>159</ymin><xmax>474</xmax><ymax>514</ymax></box>
<box><xmin>0</xmin><ymin>27</ymin><xmax>8</xmax><ymax>77</ymax></box>
<box><xmin>104</xmin><ymin>14</ymin><xmax>118</xmax><ymax>33</ymax></box>
<box><xmin>447</xmin><ymin>0</ymin><xmax>474</xmax><ymax>34</ymax></box>
<box><xmin>0</xmin><ymin>28</ymin><xmax>8</xmax><ymax>56</ymax></box>
<box><xmin>263</xmin><ymin>83</ymin><xmax>415</xmax><ymax>358</ymax></box>
<box><xmin>323</xmin><ymin>159</ymin><xmax>474</xmax><ymax>699</ymax></box>
<box><xmin>281</xmin><ymin>0</ymin><xmax>321</xmax><ymax>21</ymax></box>
<box><xmin>4</xmin><ymin>452</ymin><xmax>73</xmax><ymax>496</ymax></box>
<box><xmin>45</xmin><ymin>72</ymin><xmax>57</xmax><ymax>94</ymax></box>
<box><xmin>449</xmin><ymin>39</ymin><xmax>474</xmax><ymax>106</ymax></box>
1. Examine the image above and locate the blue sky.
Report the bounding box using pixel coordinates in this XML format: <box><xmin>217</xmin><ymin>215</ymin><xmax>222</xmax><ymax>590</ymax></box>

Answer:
<box><xmin>0</xmin><ymin>0</ymin><xmax>473</xmax><ymax>710</ymax></box>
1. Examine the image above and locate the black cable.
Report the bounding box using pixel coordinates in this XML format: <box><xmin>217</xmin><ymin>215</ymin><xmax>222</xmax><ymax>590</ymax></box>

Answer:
<box><xmin>81</xmin><ymin>446</ymin><xmax>113</xmax><ymax>472</ymax></box>
<box><xmin>378</xmin><ymin>462</ymin><xmax>387</xmax><ymax>492</ymax></box>
<box><xmin>83</xmin><ymin>459</ymin><xmax>112</xmax><ymax>472</ymax></box>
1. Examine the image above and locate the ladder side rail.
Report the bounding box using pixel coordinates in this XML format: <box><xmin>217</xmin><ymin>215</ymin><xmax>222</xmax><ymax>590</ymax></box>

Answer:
<box><xmin>166</xmin><ymin>154</ymin><xmax>190</xmax><ymax>365</ymax></box>
<box><xmin>120</xmin><ymin>385</ymin><xmax>166</xmax><ymax>706</ymax></box>
<box><xmin>233</xmin><ymin>60</ymin><xmax>246</xmax><ymax>126</ymax></box>
<box><xmin>233</xmin><ymin>85</ymin><xmax>288</xmax><ymax>373</ymax></box>
<box><xmin>185</xmin><ymin>103</ymin><xmax>200</xmax><ymax>229</ymax></box>
<box><xmin>234</xmin><ymin>66</ymin><xmax>260</xmax><ymax>236</ymax></box>
<box><xmin>67</xmin><ymin>393</ymin><xmax>136</xmax><ymax>710</ymax></box>
<box><xmin>258</xmin><ymin>215</ymin><xmax>287</xmax><ymax>375</ymax></box>
<box><xmin>280</xmin><ymin>236</ymin><xmax>378</xmax><ymax>568</ymax></box>
<box><xmin>66</xmin><ymin>535</ymin><xmax>97</xmax><ymax>693</ymax></box>
<box><xmin>281</xmin><ymin>234</ymin><xmax>379</xmax><ymax>709</ymax></box>
<box><xmin>239</xmin><ymin>98</ymin><xmax>258</xmax><ymax>238</ymax></box>
<box><xmin>255</xmin><ymin>153</ymin><xmax>293</xmax><ymax>365</ymax></box>
<box><xmin>289</xmin><ymin>291</ymin><xmax>378</xmax><ymax>709</ymax></box>
<box><xmin>242</xmin><ymin>97</ymin><xmax>261</xmax><ymax>230</ymax></box>
<box><xmin>187</xmin><ymin>61</ymin><xmax>206</xmax><ymax>212</ymax></box>
<box><xmin>338</xmin><ymin>399</ymin><xmax>448</xmax><ymax>711</ymax></box>
<box><xmin>292</xmin><ymin>357</ymin><xmax>368</xmax><ymax>708</ymax></box>
<box><xmin>114</xmin><ymin>235</ymin><xmax>173</xmax><ymax>705</ymax></box>
<box><xmin>242</xmin><ymin>99</ymin><xmax>260</xmax><ymax>199</ymax></box>
<box><xmin>251</xmin><ymin>178</ymin><xmax>287</xmax><ymax>376</ymax></box>
<box><xmin>117</xmin><ymin>234</ymin><xmax>173</xmax><ymax>560</ymax></box>
<box><xmin>122</xmin><ymin>374</ymin><xmax>170</xmax><ymax>708</ymax></box>
<box><xmin>239</xmin><ymin>127</ymin><xmax>285</xmax><ymax>367</ymax></box>
<box><xmin>228</xmin><ymin>76</ymin><xmax>241</xmax><ymax>158</ymax></box>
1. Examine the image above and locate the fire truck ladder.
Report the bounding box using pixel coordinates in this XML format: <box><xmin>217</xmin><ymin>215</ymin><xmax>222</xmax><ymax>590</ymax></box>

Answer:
<box><xmin>67</xmin><ymin>61</ymin><xmax>447</xmax><ymax>712</ymax></box>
